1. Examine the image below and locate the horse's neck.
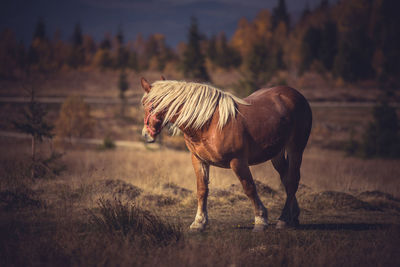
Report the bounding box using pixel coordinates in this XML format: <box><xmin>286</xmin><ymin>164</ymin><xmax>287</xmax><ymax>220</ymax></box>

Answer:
<box><xmin>180</xmin><ymin>126</ymin><xmax>202</xmax><ymax>141</ymax></box>
<box><xmin>177</xmin><ymin>108</ymin><xmax>220</xmax><ymax>142</ymax></box>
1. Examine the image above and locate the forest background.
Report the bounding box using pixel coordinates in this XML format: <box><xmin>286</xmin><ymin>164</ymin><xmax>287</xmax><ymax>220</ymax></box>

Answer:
<box><xmin>1</xmin><ymin>0</ymin><xmax>399</xmax><ymax>97</ymax></box>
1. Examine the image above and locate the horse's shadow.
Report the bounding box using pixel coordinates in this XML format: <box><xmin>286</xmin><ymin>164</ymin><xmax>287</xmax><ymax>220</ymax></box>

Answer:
<box><xmin>296</xmin><ymin>223</ymin><xmax>394</xmax><ymax>231</ymax></box>
<box><xmin>234</xmin><ymin>223</ymin><xmax>396</xmax><ymax>231</ymax></box>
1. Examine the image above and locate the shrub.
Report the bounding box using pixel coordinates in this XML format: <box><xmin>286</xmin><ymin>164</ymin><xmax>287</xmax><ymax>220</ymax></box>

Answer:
<box><xmin>118</xmin><ymin>70</ymin><xmax>129</xmax><ymax>99</ymax></box>
<box><xmin>55</xmin><ymin>95</ymin><xmax>94</xmax><ymax>144</ymax></box>
<box><xmin>0</xmin><ymin>189</ymin><xmax>42</xmax><ymax>211</ymax></box>
<box><xmin>98</xmin><ymin>136</ymin><xmax>116</xmax><ymax>150</ymax></box>
<box><xmin>88</xmin><ymin>199</ymin><xmax>182</xmax><ymax>247</ymax></box>
<box><xmin>347</xmin><ymin>101</ymin><xmax>400</xmax><ymax>158</ymax></box>
<box><xmin>361</xmin><ymin>101</ymin><xmax>400</xmax><ymax>158</ymax></box>
<box><xmin>344</xmin><ymin>129</ymin><xmax>359</xmax><ymax>156</ymax></box>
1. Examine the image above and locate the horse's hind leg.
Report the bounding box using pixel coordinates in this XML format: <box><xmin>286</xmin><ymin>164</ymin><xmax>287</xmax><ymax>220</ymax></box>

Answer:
<box><xmin>272</xmin><ymin>149</ymin><xmax>302</xmax><ymax>229</ymax></box>
<box><xmin>230</xmin><ymin>158</ymin><xmax>268</xmax><ymax>232</ymax></box>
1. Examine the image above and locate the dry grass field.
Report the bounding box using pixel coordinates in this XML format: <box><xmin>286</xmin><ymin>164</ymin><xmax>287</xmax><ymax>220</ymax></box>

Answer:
<box><xmin>1</xmin><ymin>135</ymin><xmax>400</xmax><ymax>266</ymax></box>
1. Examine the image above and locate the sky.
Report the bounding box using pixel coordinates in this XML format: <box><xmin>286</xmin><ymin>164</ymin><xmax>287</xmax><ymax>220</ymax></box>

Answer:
<box><xmin>0</xmin><ymin>0</ymin><xmax>338</xmax><ymax>47</ymax></box>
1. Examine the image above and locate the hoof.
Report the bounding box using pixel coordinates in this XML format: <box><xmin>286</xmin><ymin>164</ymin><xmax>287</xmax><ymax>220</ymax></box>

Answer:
<box><xmin>189</xmin><ymin>221</ymin><xmax>207</xmax><ymax>232</ymax></box>
<box><xmin>276</xmin><ymin>219</ymin><xmax>299</xmax><ymax>229</ymax></box>
<box><xmin>252</xmin><ymin>223</ymin><xmax>268</xmax><ymax>232</ymax></box>
<box><xmin>276</xmin><ymin>220</ymin><xmax>287</xmax><ymax>229</ymax></box>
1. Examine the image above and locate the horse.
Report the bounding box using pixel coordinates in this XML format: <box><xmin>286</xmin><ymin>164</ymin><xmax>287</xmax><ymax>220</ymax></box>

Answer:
<box><xmin>140</xmin><ymin>77</ymin><xmax>312</xmax><ymax>232</ymax></box>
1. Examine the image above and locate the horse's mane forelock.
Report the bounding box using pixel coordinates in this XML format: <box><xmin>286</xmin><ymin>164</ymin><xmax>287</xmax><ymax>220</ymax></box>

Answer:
<box><xmin>143</xmin><ymin>80</ymin><xmax>248</xmax><ymax>131</ymax></box>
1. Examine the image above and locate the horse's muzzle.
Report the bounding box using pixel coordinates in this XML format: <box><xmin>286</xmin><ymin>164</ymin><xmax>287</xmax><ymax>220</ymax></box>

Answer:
<box><xmin>142</xmin><ymin>127</ymin><xmax>156</xmax><ymax>143</ymax></box>
<box><xmin>144</xmin><ymin>134</ymin><xmax>155</xmax><ymax>143</ymax></box>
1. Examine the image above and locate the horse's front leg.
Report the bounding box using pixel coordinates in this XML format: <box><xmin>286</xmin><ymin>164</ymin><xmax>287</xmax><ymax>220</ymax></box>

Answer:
<box><xmin>230</xmin><ymin>158</ymin><xmax>268</xmax><ymax>232</ymax></box>
<box><xmin>189</xmin><ymin>154</ymin><xmax>210</xmax><ymax>231</ymax></box>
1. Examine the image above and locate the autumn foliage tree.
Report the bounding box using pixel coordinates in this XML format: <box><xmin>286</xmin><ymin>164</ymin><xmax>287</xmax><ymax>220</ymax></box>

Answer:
<box><xmin>231</xmin><ymin>8</ymin><xmax>281</xmax><ymax>93</ymax></box>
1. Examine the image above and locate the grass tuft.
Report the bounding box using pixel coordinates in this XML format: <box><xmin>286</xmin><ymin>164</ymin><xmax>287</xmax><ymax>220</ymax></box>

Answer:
<box><xmin>0</xmin><ymin>189</ymin><xmax>42</xmax><ymax>211</ymax></box>
<box><xmin>88</xmin><ymin>198</ymin><xmax>182</xmax><ymax>246</ymax></box>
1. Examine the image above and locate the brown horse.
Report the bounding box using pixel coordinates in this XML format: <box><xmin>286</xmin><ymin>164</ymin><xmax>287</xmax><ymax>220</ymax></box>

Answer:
<box><xmin>140</xmin><ymin>77</ymin><xmax>312</xmax><ymax>231</ymax></box>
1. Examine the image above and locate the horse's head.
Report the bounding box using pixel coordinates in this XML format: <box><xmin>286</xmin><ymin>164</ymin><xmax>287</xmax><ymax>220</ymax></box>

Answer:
<box><xmin>140</xmin><ymin>77</ymin><xmax>165</xmax><ymax>143</ymax></box>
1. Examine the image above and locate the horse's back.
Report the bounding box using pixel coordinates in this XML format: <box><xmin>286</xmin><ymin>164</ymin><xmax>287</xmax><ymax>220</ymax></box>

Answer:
<box><xmin>237</xmin><ymin>86</ymin><xmax>312</xmax><ymax>163</ymax></box>
<box><xmin>245</xmin><ymin>86</ymin><xmax>308</xmax><ymax>107</ymax></box>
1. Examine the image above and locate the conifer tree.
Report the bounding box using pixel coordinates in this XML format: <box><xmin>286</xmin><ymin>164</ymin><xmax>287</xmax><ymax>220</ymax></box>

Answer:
<box><xmin>115</xmin><ymin>28</ymin><xmax>129</xmax><ymax>69</ymax></box>
<box><xmin>68</xmin><ymin>23</ymin><xmax>85</xmax><ymax>68</ymax></box>
<box><xmin>33</xmin><ymin>17</ymin><xmax>46</xmax><ymax>41</ymax></box>
<box><xmin>116</xmin><ymin>27</ymin><xmax>124</xmax><ymax>46</ymax></box>
<box><xmin>333</xmin><ymin>29</ymin><xmax>374</xmax><ymax>82</ymax></box>
<box><xmin>118</xmin><ymin>70</ymin><xmax>129</xmax><ymax>99</ymax></box>
<box><xmin>100</xmin><ymin>36</ymin><xmax>112</xmax><ymax>50</ymax></box>
<box><xmin>299</xmin><ymin>27</ymin><xmax>321</xmax><ymax>73</ymax></box>
<box><xmin>96</xmin><ymin>35</ymin><xmax>113</xmax><ymax>69</ymax></box>
<box><xmin>28</xmin><ymin>17</ymin><xmax>48</xmax><ymax>66</ymax></box>
<box><xmin>207</xmin><ymin>35</ymin><xmax>218</xmax><ymax>63</ymax></box>
<box><xmin>72</xmin><ymin>23</ymin><xmax>83</xmax><ymax>47</ymax></box>
<box><xmin>207</xmin><ymin>33</ymin><xmax>240</xmax><ymax>69</ymax></box>
<box><xmin>319</xmin><ymin>0</ymin><xmax>330</xmax><ymax>10</ymax></box>
<box><xmin>372</xmin><ymin>0</ymin><xmax>400</xmax><ymax>86</ymax></box>
<box><xmin>216</xmin><ymin>33</ymin><xmax>241</xmax><ymax>69</ymax></box>
<box><xmin>13</xmin><ymin>78</ymin><xmax>54</xmax><ymax>178</ymax></box>
<box><xmin>118</xmin><ymin>70</ymin><xmax>129</xmax><ymax>116</ymax></box>
<box><xmin>128</xmin><ymin>51</ymin><xmax>139</xmax><ymax>71</ymax></box>
<box><xmin>239</xmin><ymin>40</ymin><xmax>270</xmax><ymax>95</ymax></box>
<box><xmin>272</xmin><ymin>0</ymin><xmax>290</xmax><ymax>30</ymax></box>
<box><xmin>247</xmin><ymin>41</ymin><xmax>270</xmax><ymax>86</ymax></box>
<box><xmin>182</xmin><ymin>17</ymin><xmax>209</xmax><ymax>81</ymax></box>
<box><xmin>300</xmin><ymin>3</ymin><xmax>311</xmax><ymax>21</ymax></box>
<box><xmin>319</xmin><ymin>21</ymin><xmax>337</xmax><ymax>70</ymax></box>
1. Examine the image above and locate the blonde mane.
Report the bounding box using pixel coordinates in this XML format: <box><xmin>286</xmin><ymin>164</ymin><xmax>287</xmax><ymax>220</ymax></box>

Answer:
<box><xmin>143</xmin><ymin>80</ymin><xmax>249</xmax><ymax>131</ymax></box>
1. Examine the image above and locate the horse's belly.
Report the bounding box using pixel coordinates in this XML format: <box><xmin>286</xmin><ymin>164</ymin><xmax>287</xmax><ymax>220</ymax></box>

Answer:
<box><xmin>247</xmin><ymin>139</ymin><xmax>285</xmax><ymax>165</ymax></box>
<box><xmin>195</xmin><ymin>152</ymin><xmax>232</xmax><ymax>168</ymax></box>
<box><xmin>248</xmin><ymin>149</ymin><xmax>278</xmax><ymax>165</ymax></box>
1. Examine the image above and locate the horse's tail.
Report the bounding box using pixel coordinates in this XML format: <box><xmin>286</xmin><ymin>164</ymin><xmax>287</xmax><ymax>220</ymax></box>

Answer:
<box><xmin>288</xmin><ymin>90</ymin><xmax>313</xmax><ymax>154</ymax></box>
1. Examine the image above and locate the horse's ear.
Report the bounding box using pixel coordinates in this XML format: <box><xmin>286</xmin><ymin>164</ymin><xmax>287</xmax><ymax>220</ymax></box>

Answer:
<box><xmin>161</xmin><ymin>75</ymin><xmax>166</xmax><ymax>81</ymax></box>
<box><xmin>141</xmin><ymin>77</ymin><xmax>151</xmax><ymax>93</ymax></box>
